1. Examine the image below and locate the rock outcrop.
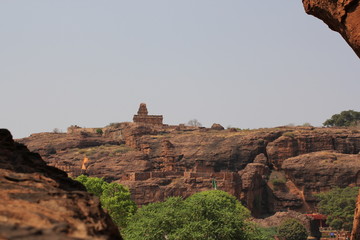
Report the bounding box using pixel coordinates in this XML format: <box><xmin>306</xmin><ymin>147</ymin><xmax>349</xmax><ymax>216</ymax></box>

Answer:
<box><xmin>211</xmin><ymin>123</ymin><xmax>225</xmax><ymax>130</ymax></box>
<box><xmin>282</xmin><ymin>151</ymin><xmax>360</xmax><ymax>197</ymax></box>
<box><xmin>267</xmin><ymin>128</ymin><xmax>360</xmax><ymax>168</ymax></box>
<box><xmin>351</xmin><ymin>190</ymin><xmax>360</xmax><ymax>240</ymax></box>
<box><xmin>16</xmin><ymin>125</ymin><xmax>360</xmax><ymax>217</ymax></box>
<box><xmin>254</xmin><ymin>210</ymin><xmax>311</xmax><ymax>230</ymax></box>
<box><xmin>239</xmin><ymin>163</ymin><xmax>270</xmax><ymax>216</ymax></box>
<box><xmin>0</xmin><ymin>129</ymin><xmax>122</xmax><ymax>240</ymax></box>
<box><xmin>302</xmin><ymin>0</ymin><xmax>360</xmax><ymax>58</ymax></box>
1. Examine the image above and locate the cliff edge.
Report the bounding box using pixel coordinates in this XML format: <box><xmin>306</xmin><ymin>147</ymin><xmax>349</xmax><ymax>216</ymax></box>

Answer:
<box><xmin>0</xmin><ymin>129</ymin><xmax>122</xmax><ymax>240</ymax></box>
<box><xmin>303</xmin><ymin>0</ymin><xmax>360</xmax><ymax>58</ymax></box>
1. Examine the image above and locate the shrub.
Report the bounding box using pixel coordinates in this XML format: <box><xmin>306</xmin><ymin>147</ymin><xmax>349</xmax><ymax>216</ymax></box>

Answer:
<box><xmin>187</xmin><ymin>119</ymin><xmax>202</xmax><ymax>127</ymax></box>
<box><xmin>96</xmin><ymin>128</ymin><xmax>103</xmax><ymax>135</ymax></box>
<box><xmin>53</xmin><ymin>128</ymin><xmax>61</xmax><ymax>133</ymax></box>
<box><xmin>271</xmin><ymin>178</ymin><xmax>286</xmax><ymax>192</ymax></box>
<box><xmin>75</xmin><ymin>175</ymin><xmax>137</xmax><ymax>229</ymax></box>
<box><xmin>272</xmin><ymin>178</ymin><xmax>286</xmax><ymax>186</ymax></box>
<box><xmin>277</xmin><ymin>218</ymin><xmax>307</xmax><ymax>240</ymax></box>
<box><xmin>255</xmin><ymin>226</ymin><xmax>278</xmax><ymax>240</ymax></box>
<box><xmin>282</xmin><ymin>131</ymin><xmax>295</xmax><ymax>138</ymax></box>
<box><xmin>107</xmin><ymin>122</ymin><xmax>122</xmax><ymax>128</ymax></box>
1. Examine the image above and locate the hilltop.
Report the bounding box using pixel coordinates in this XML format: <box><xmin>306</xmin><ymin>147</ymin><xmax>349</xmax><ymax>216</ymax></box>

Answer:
<box><xmin>17</xmin><ymin>104</ymin><xmax>360</xmax><ymax>219</ymax></box>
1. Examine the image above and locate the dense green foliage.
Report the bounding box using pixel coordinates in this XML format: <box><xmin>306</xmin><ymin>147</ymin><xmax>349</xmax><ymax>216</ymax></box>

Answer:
<box><xmin>256</xmin><ymin>226</ymin><xmax>278</xmax><ymax>240</ymax></box>
<box><xmin>277</xmin><ymin>219</ymin><xmax>307</xmax><ymax>240</ymax></box>
<box><xmin>75</xmin><ymin>174</ymin><xmax>107</xmax><ymax>197</ymax></box>
<box><xmin>323</xmin><ymin>110</ymin><xmax>360</xmax><ymax>127</ymax></box>
<box><xmin>316</xmin><ymin>187</ymin><xmax>359</xmax><ymax>231</ymax></box>
<box><xmin>75</xmin><ymin>175</ymin><xmax>137</xmax><ymax>228</ymax></box>
<box><xmin>96</xmin><ymin>128</ymin><xmax>103</xmax><ymax>135</ymax></box>
<box><xmin>124</xmin><ymin>190</ymin><xmax>266</xmax><ymax>240</ymax></box>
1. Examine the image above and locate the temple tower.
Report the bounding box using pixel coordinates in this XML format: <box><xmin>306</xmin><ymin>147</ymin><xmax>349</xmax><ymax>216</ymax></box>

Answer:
<box><xmin>133</xmin><ymin>103</ymin><xmax>163</xmax><ymax>125</ymax></box>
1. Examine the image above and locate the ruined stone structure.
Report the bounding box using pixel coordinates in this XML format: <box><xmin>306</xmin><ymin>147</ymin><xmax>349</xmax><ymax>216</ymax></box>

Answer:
<box><xmin>133</xmin><ymin>103</ymin><xmax>163</xmax><ymax>125</ymax></box>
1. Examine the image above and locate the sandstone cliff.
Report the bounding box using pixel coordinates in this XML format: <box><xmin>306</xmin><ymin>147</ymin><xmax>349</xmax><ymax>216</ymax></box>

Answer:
<box><xmin>0</xmin><ymin>129</ymin><xmax>122</xmax><ymax>240</ymax></box>
<box><xmin>302</xmin><ymin>0</ymin><xmax>360</xmax><ymax>58</ymax></box>
<box><xmin>17</xmin><ymin>124</ymin><xmax>360</xmax><ymax>217</ymax></box>
<box><xmin>352</xmin><ymin>189</ymin><xmax>360</xmax><ymax>240</ymax></box>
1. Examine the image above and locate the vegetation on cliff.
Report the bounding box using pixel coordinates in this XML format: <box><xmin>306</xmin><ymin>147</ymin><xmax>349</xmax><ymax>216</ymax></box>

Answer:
<box><xmin>75</xmin><ymin>175</ymin><xmax>137</xmax><ymax>228</ymax></box>
<box><xmin>316</xmin><ymin>186</ymin><xmax>359</xmax><ymax>231</ymax></box>
<box><xmin>124</xmin><ymin>190</ymin><xmax>272</xmax><ymax>240</ymax></box>
<box><xmin>323</xmin><ymin>110</ymin><xmax>360</xmax><ymax>127</ymax></box>
<box><xmin>277</xmin><ymin>218</ymin><xmax>307</xmax><ymax>240</ymax></box>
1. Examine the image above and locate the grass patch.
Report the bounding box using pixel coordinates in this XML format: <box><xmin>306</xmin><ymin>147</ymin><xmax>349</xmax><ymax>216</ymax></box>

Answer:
<box><xmin>77</xmin><ymin>144</ymin><xmax>135</xmax><ymax>157</ymax></box>
<box><xmin>269</xmin><ymin>171</ymin><xmax>287</xmax><ymax>191</ymax></box>
<box><xmin>282</xmin><ymin>131</ymin><xmax>295</xmax><ymax>138</ymax></box>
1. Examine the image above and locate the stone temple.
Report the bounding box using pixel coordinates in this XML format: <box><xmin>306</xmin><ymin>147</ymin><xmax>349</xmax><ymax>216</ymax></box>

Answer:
<box><xmin>133</xmin><ymin>103</ymin><xmax>163</xmax><ymax>125</ymax></box>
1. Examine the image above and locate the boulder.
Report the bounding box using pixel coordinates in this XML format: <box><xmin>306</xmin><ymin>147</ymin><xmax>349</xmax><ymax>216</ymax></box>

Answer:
<box><xmin>211</xmin><ymin>123</ymin><xmax>225</xmax><ymax>130</ymax></box>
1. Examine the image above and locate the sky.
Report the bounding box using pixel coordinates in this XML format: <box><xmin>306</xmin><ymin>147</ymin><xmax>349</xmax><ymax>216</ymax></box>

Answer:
<box><xmin>1</xmin><ymin>1</ymin><xmax>359</xmax><ymax>139</ymax></box>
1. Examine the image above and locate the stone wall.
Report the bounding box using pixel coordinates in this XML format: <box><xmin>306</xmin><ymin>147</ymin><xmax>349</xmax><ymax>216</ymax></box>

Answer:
<box><xmin>133</xmin><ymin>115</ymin><xmax>163</xmax><ymax>125</ymax></box>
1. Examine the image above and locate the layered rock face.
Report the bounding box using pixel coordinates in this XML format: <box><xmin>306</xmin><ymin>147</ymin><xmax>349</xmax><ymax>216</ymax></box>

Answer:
<box><xmin>0</xmin><ymin>129</ymin><xmax>121</xmax><ymax>240</ymax></box>
<box><xmin>351</xmin><ymin>190</ymin><xmax>360</xmax><ymax>240</ymax></box>
<box><xmin>17</xmin><ymin>124</ymin><xmax>360</xmax><ymax>217</ymax></box>
<box><xmin>302</xmin><ymin>0</ymin><xmax>360</xmax><ymax>58</ymax></box>
<box><xmin>282</xmin><ymin>152</ymin><xmax>360</xmax><ymax>203</ymax></box>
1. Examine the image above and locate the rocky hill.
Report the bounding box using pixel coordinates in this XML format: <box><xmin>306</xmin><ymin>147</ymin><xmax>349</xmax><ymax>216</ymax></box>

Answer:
<box><xmin>0</xmin><ymin>129</ymin><xmax>122</xmax><ymax>240</ymax></box>
<box><xmin>17</xmin><ymin>122</ymin><xmax>360</xmax><ymax>218</ymax></box>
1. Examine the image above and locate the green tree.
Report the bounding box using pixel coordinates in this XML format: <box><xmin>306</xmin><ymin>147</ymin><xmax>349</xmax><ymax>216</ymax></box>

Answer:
<box><xmin>101</xmin><ymin>182</ymin><xmax>137</xmax><ymax>228</ymax></box>
<box><xmin>277</xmin><ymin>218</ymin><xmax>307</xmax><ymax>240</ymax></box>
<box><xmin>124</xmin><ymin>197</ymin><xmax>186</xmax><ymax>240</ymax></box>
<box><xmin>124</xmin><ymin>190</ymin><xmax>266</xmax><ymax>240</ymax></box>
<box><xmin>75</xmin><ymin>174</ymin><xmax>108</xmax><ymax>197</ymax></box>
<box><xmin>75</xmin><ymin>175</ymin><xmax>137</xmax><ymax>229</ymax></box>
<box><xmin>316</xmin><ymin>187</ymin><xmax>359</xmax><ymax>231</ymax></box>
<box><xmin>323</xmin><ymin>110</ymin><xmax>360</xmax><ymax>127</ymax></box>
<box><xmin>181</xmin><ymin>190</ymin><xmax>251</xmax><ymax>240</ymax></box>
<box><xmin>96</xmin><ymin>128</ymin><xmax>103</xmax><ymax>135</ymax></box>
<box><xmin>255</xmin><ymin>226</ymin><xmax>278</xmax><ymax>240</ymax></box>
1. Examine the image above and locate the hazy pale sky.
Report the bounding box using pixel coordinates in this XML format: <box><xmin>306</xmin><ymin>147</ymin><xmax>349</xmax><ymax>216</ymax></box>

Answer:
<box><xmin>1</xmin><ymin>1</ymin><xmax>359</xmax><ymax>139</ymax></box>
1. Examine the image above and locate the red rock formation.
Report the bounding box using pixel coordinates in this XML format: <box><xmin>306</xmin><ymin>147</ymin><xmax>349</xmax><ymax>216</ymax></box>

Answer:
<box><xmin>17</xmin><ymin>125</ymin><xmax>360</xmax><ymax>216</ymax></box>
<box><xmin>351</xmin><ymin>190</ymin><xmax>360</xmax><ymax>240</ymax></box>
<box><xmin>254</xmin><ymin>210</ymin><xmax>311</xmax><ymax>231</ymax></box>
<box><xmin>0</xmin><ymin>129</ymin><xmax>121</xmax><ymax>240</ymax></box>
<box><xmin>267</xmin><ymin>129</ymin><xmax>360</xmax><ymax>168</ymax></box>
<box><xmin>239</xmin><ymin>163</ymin><xmax>270</xmax><ymax>216</ymax></box>
<box><xmin>302</xmin><ymin>0</ymin><xmax>360</xmax><ymax>58</ymax></box>
<box><xmin>282</xmin><ymin>151</ymin><xmax>360</xmax><ymax>209</ymax></box>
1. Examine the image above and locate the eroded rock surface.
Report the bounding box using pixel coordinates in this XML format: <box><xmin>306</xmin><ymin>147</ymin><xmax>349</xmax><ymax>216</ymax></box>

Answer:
<box><xmin>0</xmin><ymin>129</ymin><xmax>121</xmax><ymax>240</ymax></box>
<box><xmin>17</xmin><ymin>124</ymin><xmax>360</xmax><ymax>216</ymax></box>
<box><xmin>282</xmin><ymin>151</ymin><xmax>360</xmax><ymax>206</ymax></box>
<box><xmin>351</xmin><ymin>190</ymin><xmax>360</xmax><ymax>240</ymax></box>
<box><xmin>303</xmin><ymin>0</ymin><xmax>360</xmax><ymax>58</ymax></box>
